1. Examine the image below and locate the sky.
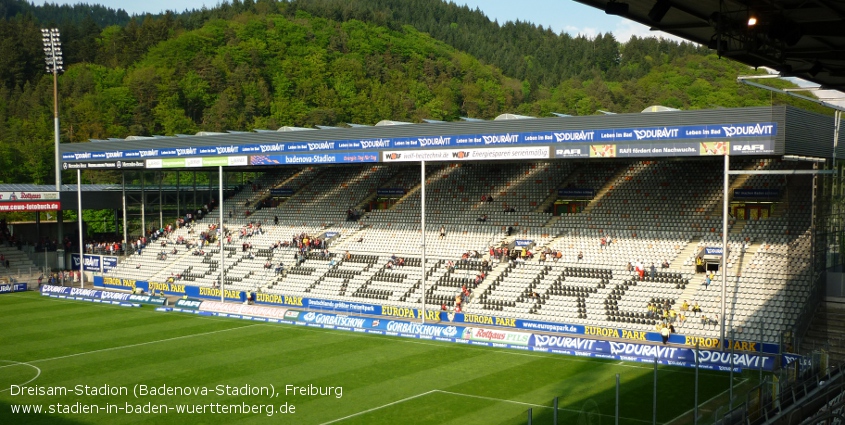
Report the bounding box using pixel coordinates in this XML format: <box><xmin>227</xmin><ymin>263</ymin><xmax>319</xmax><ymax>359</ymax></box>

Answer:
<box><xmin>31</xmin><ymin>0</ymin><xmax>669</xmax><ymax>42</ymax></box>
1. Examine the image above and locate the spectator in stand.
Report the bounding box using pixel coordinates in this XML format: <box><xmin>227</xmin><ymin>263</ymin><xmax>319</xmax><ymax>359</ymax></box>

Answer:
<box><xmin>600</xmin><ymin>236</ymin><xmax>606</xmax><ymax>250</ymax></box>
<box><xmin>692</xmin><ymin>302</ymin><xmax>701</xmax><ymax>315</ymax></box>
<box><xmin>650</xmin><ymin>263</ymin><xmax>657</xmax><ymax>279</ymax></box>
<box><xmin>680</xmin><ymin>300</ymin><xmax>689</xmax><ymax>311</ymax></box>
<box><xmin>660</xmin><ymin>325</ymin><xmax>670</xmax><ymax>344</ymax></box>
<box><xmin>439</xmin><ymin>226</ymin><xmax>446</xmax><ymax>240</ymax></box>
<box><xmin>704</xmin><ymin>274</ymin><xmax>711</xmax><ymax>289</ymax></box>
<box><xmin>661</xmin><ymin>259</ymin><xmax>670</xmax><ymax>268</ymax></box>
<box><xmin>577</xmin><ymin>251</ymin><xmax>584</xmax><ymax>262</ymax></box>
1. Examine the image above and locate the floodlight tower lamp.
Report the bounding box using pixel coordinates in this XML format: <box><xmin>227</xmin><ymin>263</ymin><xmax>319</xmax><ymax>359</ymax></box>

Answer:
<box><xmin>42</xmin><ymin>27</ymin><xmax>64</xmax><ymax>269</ymax></box>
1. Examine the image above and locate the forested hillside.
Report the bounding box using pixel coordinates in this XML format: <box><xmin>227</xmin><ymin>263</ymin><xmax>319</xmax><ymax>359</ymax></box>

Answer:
<box><xmin>0</xmin><ymin>0</ymin><xmax>823</xmax><ymax>185</ymax></box>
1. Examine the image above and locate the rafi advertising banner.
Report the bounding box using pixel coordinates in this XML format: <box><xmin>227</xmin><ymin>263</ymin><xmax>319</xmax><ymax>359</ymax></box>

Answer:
<box><xmin>174</xmin><ymin>299</ymin><xmax>203</xmax><ymax>310</ymax></box>
<box><xmin>127</xmin><ymin>294</ymin><xmax>167</xmax><ymax>305</ymax></box>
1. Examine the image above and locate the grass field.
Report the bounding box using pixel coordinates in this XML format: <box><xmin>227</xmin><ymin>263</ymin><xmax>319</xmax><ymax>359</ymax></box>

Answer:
<box><xmin>1</xmin><ymin>291</ymin><xmax>743</xmax><ymax>424</ymax></box>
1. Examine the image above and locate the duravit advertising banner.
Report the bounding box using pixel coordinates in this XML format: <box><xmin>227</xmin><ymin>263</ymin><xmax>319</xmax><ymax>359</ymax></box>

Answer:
<box><xmin>93</xmin><ymin>276</ymin><xmax>779</xmax><ymax>354</ymax></box>
<box><xmin>63</xmin><ymin>122</ymin><xmax>778</xmax><ymax>163</ymax></box>
<box><xmin>176</xmin><ymin>304</ymin><xmax>773</xmax><ymax>372</ymax></box>
<box><xmin>71</xmin><ymin>253</ymin><xmax>102</xmax><ymax>272</ymax></box>
<box><xmin>0</xmin><ymin>283</ymin><xmax>28</xmax><ymax>294</ymax></box>
<box><xmin>40</xmin><ymin>285</ymin><xmax>166</xmax><ymax>305</ymax></box>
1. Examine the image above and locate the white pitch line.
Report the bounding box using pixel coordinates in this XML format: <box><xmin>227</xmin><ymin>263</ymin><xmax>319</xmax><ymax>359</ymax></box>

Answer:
<box><xmin>318</xmin><ymin>390</ymin><xmax>439</xmax><ymax>425</ymax></box>
<box><xmin>0</xmin><ymin>324</ymin><xmax>261</xmax><ymax>369</ymax></box>
<box><xmin>434</xmin><ymin>390</ymin><xmax>552</xmax><ymax>409</ymax></box>
<box><xmin>0</xmin><ymin>360</ymin><xmax>42</xmax><ymax>392</ymax></box>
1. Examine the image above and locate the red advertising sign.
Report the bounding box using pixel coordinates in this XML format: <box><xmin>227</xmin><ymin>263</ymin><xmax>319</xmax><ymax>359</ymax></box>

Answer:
<box><xmin>0</xmin><ymin>201</ymin><xmax>61</xmax><ymax>212</ymax></box>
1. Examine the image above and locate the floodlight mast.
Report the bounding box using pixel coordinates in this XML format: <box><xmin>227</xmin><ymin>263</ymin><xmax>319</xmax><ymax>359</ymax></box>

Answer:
<box><xmin>42</xmin><ymin>28</ymin><xmax>64</xmax><ymax>266</ymax></box>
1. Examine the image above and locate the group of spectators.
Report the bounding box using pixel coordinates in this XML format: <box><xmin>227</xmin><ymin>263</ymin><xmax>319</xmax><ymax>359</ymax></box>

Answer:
<box><xmin>626</xmin><ymin>260</ymin><xmax>664</xmax><ymax>280</ymax></box>
<box><xmin>291</xmin><ymin>233</ymin><xmax>327</xmax><ymax>254</ymax></box>
<box><xmin>37</xmin><ymin>270</ymin><xmax>80</xmax><ymax>287</ymax></box>
<box><xmin>86</xmin><ymin>241</ymin><xmax>122</xmax><ymax>255</ymax></box>
<box><xmin>443</xmin><ymin>284</ymin><xmax>475</xmax><ymax>314</ymax></box>
<box><xmin>650</xmin><ymin>298</ymin><xmax>712</xmax><ymax>343</ymax></box>
<box><xmin>386</xmin><ymin>253</ymin><xmax>405</xmax><ymax>269</ymax></box>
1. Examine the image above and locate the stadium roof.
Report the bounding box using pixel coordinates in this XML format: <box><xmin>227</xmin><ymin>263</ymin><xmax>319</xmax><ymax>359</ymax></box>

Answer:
<box><xmin>59</xmin><ymin>106</ymin><xmax>844</xmax><ymax>165</ymax></box>
<box><xmin>573</xmin><ymin>0</ymin><xmax>845</xmax><ymax>91</ymax></box>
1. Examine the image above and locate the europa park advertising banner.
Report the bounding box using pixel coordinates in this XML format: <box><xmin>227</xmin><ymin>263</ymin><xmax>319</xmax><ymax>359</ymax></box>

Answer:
<box><xmin>93</xmin><ymin>276</ymin><xmax>779</xmax><ymax>355</ymax></box>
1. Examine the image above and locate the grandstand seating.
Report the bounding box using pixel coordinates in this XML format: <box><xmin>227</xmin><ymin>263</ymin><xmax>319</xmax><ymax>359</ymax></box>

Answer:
<box><xmin>105</xmin><ymin>157</ymin><xmax>815</xmax><ymax>344</ymax></box>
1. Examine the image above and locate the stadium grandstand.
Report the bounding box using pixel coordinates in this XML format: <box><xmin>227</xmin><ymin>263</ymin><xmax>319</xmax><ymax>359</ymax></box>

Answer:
<box><xmin>2</xmin><ymin>104</ymin><xmax>841</xmax><ymax>423</ymax></box>
<box><xmin>43</xmin><ymin>104</ymin><xmax>835</xmax><ymax>345</ymax></box>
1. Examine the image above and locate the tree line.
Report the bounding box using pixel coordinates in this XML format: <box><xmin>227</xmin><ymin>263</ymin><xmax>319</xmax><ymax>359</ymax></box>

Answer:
<box><xmin>0</xmin><ymin>0</ymin><xmax>825</xmax><ymax>187</ymax></box>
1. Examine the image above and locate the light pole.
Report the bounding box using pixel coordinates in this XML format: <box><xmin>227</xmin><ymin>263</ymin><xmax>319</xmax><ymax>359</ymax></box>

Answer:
<box><xmin>42</xmin><ymin>28</ymin><xmax>64</xmax><ymax>270</ymax></box>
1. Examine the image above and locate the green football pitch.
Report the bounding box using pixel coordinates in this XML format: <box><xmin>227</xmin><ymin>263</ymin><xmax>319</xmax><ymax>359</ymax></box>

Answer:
<box><xmin>1</xmin><ymin>292</ymin><xmax>743</xmax><ymax>424</ymax></box>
